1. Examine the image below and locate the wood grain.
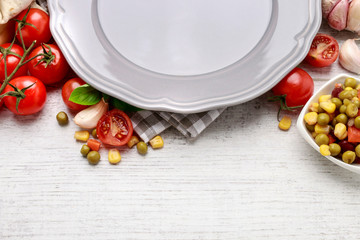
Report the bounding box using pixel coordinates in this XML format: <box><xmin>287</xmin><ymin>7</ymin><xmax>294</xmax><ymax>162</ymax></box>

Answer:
<box><xmin>2</xmin><ymin>18</ymin><xmax>360</xmax><ymax>240</ymax></box>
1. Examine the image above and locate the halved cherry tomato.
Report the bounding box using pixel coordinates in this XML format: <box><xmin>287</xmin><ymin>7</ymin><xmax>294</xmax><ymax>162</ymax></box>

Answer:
<box><xmin>27</xmin><ymin>44</ymin><xmax>70</xmax><ymax>85</ymax></box>
<box><xmin>272</xmin><ymin>67</ymin><xmax>314</xmax><ymax>107</ymax></box>
<box><xmin>3</xmin><ymin>76</ymin><xmax>47</xmax><ymax>115</ymax></box>
<box><xmin>62</xmin><ymin>78</ymin><xmax>88</xmax><ymax>111</ymax></box>
<box><xmin>305</xmin><ymin>33</ymin><xmax>339</xmax><ymax>68</ymax></box>
<box><xmin>15</xmin><ymin>8</ymin><xmax>51</xmax><ymax>48</ymax></box>
<box><xmin>0</xmin><ymin>43</ymin><xmax>28</xmax><ymax>82</ymax></box>
<box><xmin>96</xmin><ymin>109</ymin><xmax>133</xmax><ymax>146</ymax></box>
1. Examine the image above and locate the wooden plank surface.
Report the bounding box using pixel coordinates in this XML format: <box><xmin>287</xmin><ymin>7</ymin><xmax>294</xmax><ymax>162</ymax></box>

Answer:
<box><xmin>2</xmin><ymin>19</ymin><xmax>360</xmax><ymax>240</ymax></box>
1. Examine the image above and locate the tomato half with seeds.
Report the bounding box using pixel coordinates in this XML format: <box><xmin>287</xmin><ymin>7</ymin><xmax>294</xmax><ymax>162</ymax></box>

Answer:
<box><xmin>305</xmin><ymin>33</ymin><xmax>339</xmax><ymax>67</ymax></box>
<box><xmin>96</xmin><ymin>109</ymin><xmax>133</xmax><ymax>146</ymax></box>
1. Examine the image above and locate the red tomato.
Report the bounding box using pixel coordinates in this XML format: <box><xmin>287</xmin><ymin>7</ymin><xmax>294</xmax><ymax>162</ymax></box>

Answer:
<box><xmin>96</xmin><ymin>109</ymin><xmax>133</xmax><ymax>146</ymax></box>
<box><xmin>3</xmin><ymin>76</ymin><xmax>47</xmax><ymax>115</ymax></box>
<box><xmin>0</xmin><ymin>83</ymin><xmax>3</xmax><ymax>108</ymax></box>
<box><xmin>272</xmin><ymin>67</ymin><xmax>314</xmax><ymax>107</ymax></box>
<box><xmin>15</xmin><ymin>8</ymin><xmax>51</xmax><ymax>48</ymax></box>
<box><xmin>61</xmin><ymin>77</ymin><xmax>88</xmax><ymax>111</ymax></box>
<box><xmin>28</xmin><ymin>44</ymin><xmax>70</xmax><ymax>85</ymax></box>
<box><xmin>0</xmin><ymin>43</ymin><xmax>28</xmax><ymax>82</ymax></box>
<box><xmin>305</xmin><ymin>33</ymin><xmax>339</xmax><ymax>67</ymax></box>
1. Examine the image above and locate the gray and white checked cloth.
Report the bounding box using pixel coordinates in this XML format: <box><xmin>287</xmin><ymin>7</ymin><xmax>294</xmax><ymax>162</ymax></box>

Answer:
<box><xmin>130</xmin><ymin>109</ymin><xmax>226</xmax><ymax>143</ymax></box>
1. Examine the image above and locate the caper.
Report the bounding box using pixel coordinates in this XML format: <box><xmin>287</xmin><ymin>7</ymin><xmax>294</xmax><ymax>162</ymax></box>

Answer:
<box><xmin>315</xmin><ymin>133</ymin><xmax>329</xmax><ymax>146</ymax></box>
<box><xmin>339</xmin><ymin>105</ymin><xmax>347</xmax><ymax>114</ymax></box>
<box><xmin>306</xmin><ymin>123</ymin><xmax>315</xmax><ymax>132</ymax></box>
<box><xmin>335</xmin><ymin>113</ymin><xmax>348</xmax><ymax>125</ymax></box>
<box><xmin>317</xmin><ymin>113</ymin><xmax>330</xmax><ymax>126</ymax></box>
<box><xmin>345</xmin><ymin>77</ymin><xmax>357</xmax><ymax>89</ymax></box>
<box><xmin>87</xmin><ymin>151</ymin><xmax>101</xmax><ymax>165</ymax></box>
<box><xmin>80</xmin><ymin>144</ymin><xmax>91</xmax><ymax>157</ymax></box>
<box><xmin>355</xmin><ymin>144</ymin><xmax>360</xmax><ymax>158</ymax></box>
<box><xmin>56</xmin><ymin>111</ymin><xmax>69</xmax><ymax>125</ymax></box>
<box><xmin>342</xmin><ymin>151</ymin><xmax>356</xmax><ymax>164</ymax></box>
<box><xmin>329</xmin><ymin>143</ymin><xmax>341</xmax><ymax>156</ymax></box>
<box><xmin>346</xmin><ymin>103</ymin><xmax>358</xmax><ymax>118</ymax></box>
<box><xmin>355</xmin><ymin>116</ymin><xmax>360</xmax><ymax>129</ymax></box>
<box><xmin>331</xmin><ymin>97</ymin><xmax>342</xmax><ymax>109</ymax></box>
<box><xmin>136</xmin><ymin>141</ymin><xmax>148</xmax><ymax>155</ymax></box>
<box><xmin>91</xmin><ymin>128</ymin><xmax>97</xmax><ymax>138</ymax></box>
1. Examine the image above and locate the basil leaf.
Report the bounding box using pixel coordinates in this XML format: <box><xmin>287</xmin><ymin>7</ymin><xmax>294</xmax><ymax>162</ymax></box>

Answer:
<box><xmin>69</xmin><ymin>84</ymin><xmax>102</xmax><ymax>105</ymax></box>
<box><xmin>110</xmin><ymin>97</ymin><xmax>142</xmax><ymax>112</ymax></box>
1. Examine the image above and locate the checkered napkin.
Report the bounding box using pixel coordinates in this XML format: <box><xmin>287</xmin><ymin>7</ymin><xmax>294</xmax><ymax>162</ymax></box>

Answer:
<box><xmin>131</xmin><ymin>109</ymin><xmax>226</xmax><ymax>143</ymax></box>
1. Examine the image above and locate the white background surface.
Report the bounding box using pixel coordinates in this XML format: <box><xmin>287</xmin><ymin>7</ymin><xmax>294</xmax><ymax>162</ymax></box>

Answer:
<box><xmin>2</xmin><ymin>21</ymin><xmax>360</xmax><ymax>240</ymax></box>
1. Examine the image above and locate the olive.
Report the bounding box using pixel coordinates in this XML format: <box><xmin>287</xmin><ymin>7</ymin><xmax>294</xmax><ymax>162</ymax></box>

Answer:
<box><xmin>331</xmin><ymin>97</ymin><xmax>342</xmax><ymax>109</ymax></box>
<box><xmin>87</xmin><ymin>151</ymin><xmax>101</xmax><ymax>165</ymax></box>
<box><xmin>335</xmin><ymin>113</ymin><xmax>348</xmax><ymax>125</ymax></box>
<box><xmin>346</xmin><ymin>103</ymin><xmax>358</xmax><ymax>118</ymax></box>
<box><xmin>315</xmin><ymin>133</ymin><xmax>329</xmax><ymax>146</ymax></box>
<box><xmin>355</xmin><ymin>144</ymin><xmax>360</xmax><ymax>158</ymax></box>
<box><xmin>56</xmin><ymin>111</ymin><xmax>69</xmax><ymax>125</ymax></box>
<box><xmin>344</xmin><ymin>77</ymin><xmax>357</xmax><ymax>89</ymax></box>
<box><xmin>80</xmin><ymin>144</ymin><xmax>91</xmax><ymax>157</ymax></box>
<box><xmin>329</xmin><ymin>143</ymin><xmax>341</xmax><ymax>156</ymax></box>
<box><xmin>339</xmin><ymin>105</ymin><xmax>347</xmax><ymax>114</ymax></box>
<box><xmin>355</xmin><ymin>116</ymin><xmax>360</xmax><ymax>129</ymax></box>
<box><xmin>342</xmin><ymin>151</ymin><xmax>356</xmax><ymax>164</ymax></box>
<box><xmin>91</xmin><ymin>128</ymin><xmax>97</xmax><ymax>138</ymax></box>
<box><xmin>136</xmin><ymin>141</ymin><xmax>148</xmax><ymax>155</ymax></box>
<box><xmin>317</xmin><ymin>113</ymin><xmax>330</xmax><ymax>126</ymax></box>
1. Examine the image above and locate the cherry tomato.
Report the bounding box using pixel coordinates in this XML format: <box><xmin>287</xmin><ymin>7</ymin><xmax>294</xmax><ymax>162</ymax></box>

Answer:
<box><xmin>28</xmin><ymin>44</ymin><xmax>70</xmax><ymax>85</ymax></box>
<box><xmin>96</xmin><ymin>109</ymin><xmax>133</xmax><ymax>146</ymax></box>
<box><xmin>15</xmin><ymin>8</ymin><xmax>51</xmax><ymax>48</ymax></box>
<box><xmin>0</xmin><ymin>83</ymin><xmax>3</xmax><ymax>108</ymax></box>
<box><xmin>272</xmin><ymin>67</ymin><xmax>314</xmax><ymax>107</ymax></box>
<box><xmin>3</xmin><ymin>76</ymin><xmax>47</xmax><ymax>115</ymax></box>
<box><xmin>305</xmin><ymin>33</ymin><xmax>339</xmax><ymax>68</ymax></box>
<box><xmin>62</xmin><ymin>77</ymin><xmax>88</xmax><ymax>111</ymax></box>
<box><xmin>0</xmin><ymin>43</ymin><xmax>28</xmax><ymax>82</ymax></box>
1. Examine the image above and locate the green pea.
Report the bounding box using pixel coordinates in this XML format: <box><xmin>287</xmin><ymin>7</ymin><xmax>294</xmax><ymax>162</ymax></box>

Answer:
<box><xmin>355</xmin><ymin>116</ymin><xmax>360</xmax><ymax>129</ymax></box>
<box><xmin>339</xmin><ymin>90</ymin><xmax>357</xmax><ymax>100</ymax></box>
<box><xmin>346</xmin><ymin>103</ymin><xmax>358</xmax><ymax>118</ymax></box>
<box><xmin>343</xmin><ymin>99</ymin><xmax>351</xmax><ymax>106</ymax></box>
<box><xmin>342</xmin><ymin>151</ymin><xmax>356</xmax><ymax>164</ymax></box>
<box><xmin>339</xmin><ymin>105</ymin><xmax>347</xmax><ymax>114</ymax></box>
<box><xmin>315</xmin><ymin>133</ymin><xmax>329</xmax><ymax>146</ymax></box>
<box><xmin>329</xmin><ymin>143</ymin><xmax>341</xmax><ymax>156</ymax></box>
<box><xmin>355</xmin><ymin>145</ymin><xmax>360</xmax><ymax>158</ymax></box>
<box><xmin>345</xmin><ymin>77</ymin><xmax>357</xmax><ymax>89</ymax></box>
<box><xmin>56</xmin><ymin>111</ymin><xmax>69</xmax><ymax>125</ymax></box>
<box><xmin>317</xmin><ymin>113</ymin><xmax>330</xmax><ymax>126</ymax></box>
<box><xmin>136</xmin><ymin>141</ymin><xmax>148</xmax><ymax>155</ymax></box>
<box><xmin>306</xmin><ymin>123</ymin><xmax>315</xmax><ymax>132</ymax></box>
<box><xmin>87</xmin><ymin>151</ymin><xmax>101</xmax><ymax>165</ymax></box>
<box><xmin>332</xmin><ymin>118</ymin><xmax>338</xmax><ymax>127</ymax></box>
<box><xmin>335</xmin><ymin>113</ymin><xmax>348</xmax><ymax>125</ymax></box>
<box><xmin>353</xmin><ymin>99</ymin><xmax>360</xmax><ymax>108</ymax></box>
<box><xmin>92</xmin><ymin>128</ymin><xmax>97</xmax><ymax>138</ymax></box>
<box><xmin>80</xmin><ymin>145</ymin><xmax>91</xmax><ymax>157</ymax></box>
<box><xmin>331</xmin><ymin>98</ymin><xmax>342</xmax><ymax>109</ymax></box>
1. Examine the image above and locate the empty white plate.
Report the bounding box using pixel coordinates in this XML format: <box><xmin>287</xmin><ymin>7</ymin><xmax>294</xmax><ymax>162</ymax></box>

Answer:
<box><xmin>48</xmin><ymin>0</ymin><xmax>322</xmax><ymax>113</ymax></box>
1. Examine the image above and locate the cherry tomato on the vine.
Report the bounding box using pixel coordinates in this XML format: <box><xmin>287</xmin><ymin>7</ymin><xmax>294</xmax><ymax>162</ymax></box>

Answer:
<box><xmin>305</xmin><ymin>33</ymin><xmax>339</xmax><ymax>68</ymax></box>
<box><xmin>3</xmin><ymin>76</ymin><xmax>47</xmax><ymax>115</ymax></box>
<box><xmin>62</xmin><ymin>77</ymin><xmax>88</xmax><ymax>111</ymax></box>
<box><xmin>0</xmin><ymin>83</ymin><xmax>3</xmax><ymax>108</ymax></box>
<box><xmin>272</xmin><ymin>67</ymin><xmax>314</xmax><ymax>107</ymax></box>
<box><xmin>28</xmin><ymin>44</ymin><xmax>70</xmax><ymax>85</ymax></box>
<box><xmin>0</xmin><ymin>43</ymin><xmax>28</xmax><ymax>82</ymax></box>
<box><xmin>15</xmin><ymin>8</ymin><xmax>51</xmax><ymax>48</ymax></box>
<box><xmin>96</xmin><ymin>109</ymin><xmax>133</xmax><ymax>146</ymax></box>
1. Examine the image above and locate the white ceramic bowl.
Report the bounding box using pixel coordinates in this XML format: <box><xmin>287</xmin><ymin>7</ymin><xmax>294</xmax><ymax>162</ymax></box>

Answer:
<box><xmin>297</xmin><ymin>74</ymin><xmax>360</xmax><ymax>174</ymax></box>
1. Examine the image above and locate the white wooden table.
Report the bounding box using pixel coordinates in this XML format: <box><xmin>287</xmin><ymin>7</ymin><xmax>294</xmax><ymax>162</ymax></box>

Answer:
<box><xmin>2</xmin><ymin>21</ymin><xmax>360</xmax><ymax>240</ymax></box>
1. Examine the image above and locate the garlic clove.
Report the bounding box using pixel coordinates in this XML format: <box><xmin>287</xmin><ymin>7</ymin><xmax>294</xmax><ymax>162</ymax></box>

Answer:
<box><xmin>322</xmin><ymin>0</ymin><xmax>341</xmax><ymax>19</ymax></box>
<box><xmin>327</xmin><ymin>0</ymin><xmax>349</xmax><ymax>31</ymax></box>
<box><xmin>339</xmin><ymin>39</ymin><xmax>360</xmax><ymax>74</ymax></box>
<box><xmin>346</xmin><ymin>0</ymin><xmax>360</xmax><ymax>34</ymax></box>
<box><xmin>73</xmin><ymin>98</ymin><xmax>109</xmax><ymax>129</ymax></box>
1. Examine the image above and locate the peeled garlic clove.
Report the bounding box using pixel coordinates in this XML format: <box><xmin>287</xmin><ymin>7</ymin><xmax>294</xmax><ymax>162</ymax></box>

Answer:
<box><xmin>328</xmin><ymin>0</ymin><xmax>349</xmax><ymax>31</ymax></box>
<box><xmin>322</xmin><ymin>0</ymin><xmax>341</xmax><ymax>19</ymax></box>
<box><xmin>339</xmin><ymin>39</ymin><xmax>360</xmax><ymax>74</ymax></box>
<box><xmin>73</xmin><ymin>99</ymin><xmax>109</xmax><ymax>129</ymax></box>
<box><xmin>346</xmin><ymin>0</ymin><xmax>360</xmax><ymax>34</ymax></box>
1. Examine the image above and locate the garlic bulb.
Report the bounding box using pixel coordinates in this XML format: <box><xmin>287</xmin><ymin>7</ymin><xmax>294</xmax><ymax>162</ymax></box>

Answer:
<box><xmin>346</xmin><ymin>0</ymin><xmax>360</xmax><ymax>34</ymax></box>
<box><xmin>327</xmin><ymin>0</ymin><xmax>349</xmax><ymax>31</ymax></box>
<box><xmin>322</xmin><ymin>0</ymin><xmax>341</xmax><ymax>18</ymax></box>
<box><xmin>73</xmin><ymin>99</ymin><xmax>109</xmax><ymax>129</ymax></box>
<box><xmin>339</xmin><ymin>39</ymin><xmax>360</xmax><ymax>74</ymax></box>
